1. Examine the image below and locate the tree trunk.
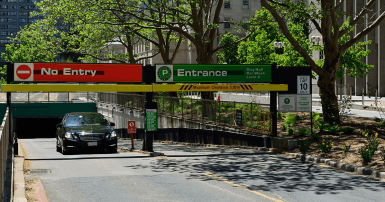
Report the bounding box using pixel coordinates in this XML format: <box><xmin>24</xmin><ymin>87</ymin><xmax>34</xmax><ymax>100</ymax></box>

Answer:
<box><xmin>318</xmin><ymin>72</ymin><xmax>340</xmax><ymax>125</ymax></box>
<box><xmin>196</xmin><ymin>51</ymin><xmax>215</xmax><ymax>119</ymax></box>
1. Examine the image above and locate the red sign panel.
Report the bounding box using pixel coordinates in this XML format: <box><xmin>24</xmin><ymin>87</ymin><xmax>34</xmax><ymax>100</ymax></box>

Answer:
<box><xmin>127</xmin><ymin>121</ymin><xmax>136</xmax><ymax>133</ymax></box>
<box><xmin>14</xmin><ymin>63</ymin><xmax>142</xmax><ymax>82</ymax></box>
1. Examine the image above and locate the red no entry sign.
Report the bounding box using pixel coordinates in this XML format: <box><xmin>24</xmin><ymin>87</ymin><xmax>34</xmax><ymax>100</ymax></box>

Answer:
<box><xmin>127</xmin><ymin>121</ymin><xmax>136</xmax><ymax>133</ymax></box>
<box><xmin>14</xmin><ymin>63</ymin><xmax>143</xmax><ymax>82</ymax></box>
<box><xmin>15</xmin><ymin>64</ymin><xmax>33</xmax><ymax>81</ymax></box>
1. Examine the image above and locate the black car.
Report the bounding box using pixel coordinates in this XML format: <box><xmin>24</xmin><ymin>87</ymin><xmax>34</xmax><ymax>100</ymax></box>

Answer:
<box><xmin>56</xmin><ymin>112</ymin><xmax>117</xmax><ymax>154</ymax></box>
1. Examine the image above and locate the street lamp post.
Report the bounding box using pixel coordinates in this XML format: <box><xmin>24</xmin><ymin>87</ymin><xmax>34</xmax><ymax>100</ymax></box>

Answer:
<box><xmin>273</xmin><ymin>42</ymin><xmax>285</xmax><ymax>55</ymax></box>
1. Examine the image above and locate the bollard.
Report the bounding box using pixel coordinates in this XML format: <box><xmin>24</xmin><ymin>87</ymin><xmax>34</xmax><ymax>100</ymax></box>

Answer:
<box><xmin>362</xmin><ymin>88</ymin><xmax>365</xmax><ymax>105</ymax></box>
<box><xmin>350</xmin><ymin>86</ymin><xmax>352</xmax><ymax>99</ymax></box>
<box><xmin>336</xmin><ymin>85</ymin><xmax>339</xmax><ymax>100</ymax></box>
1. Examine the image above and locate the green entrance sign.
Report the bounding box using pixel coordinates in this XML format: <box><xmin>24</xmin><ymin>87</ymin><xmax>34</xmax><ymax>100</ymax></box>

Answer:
<box><xmin>146</xmin><ymin>109</ymin><xmax>157</xmax><ymax>131</ymax></box>
<box><xmin>155</xmin><ymin>64</ymin><xmax>271</xmax><ymax>83</ymax></box>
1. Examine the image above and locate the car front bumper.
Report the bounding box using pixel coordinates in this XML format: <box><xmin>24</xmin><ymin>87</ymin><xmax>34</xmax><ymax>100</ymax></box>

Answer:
<box><xmin>63</xmin><ymin>138</ymin><xmax>117</xmax><ymax>150</ymax></box>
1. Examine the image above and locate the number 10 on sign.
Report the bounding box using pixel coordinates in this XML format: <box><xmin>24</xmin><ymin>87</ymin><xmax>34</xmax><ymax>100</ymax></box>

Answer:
<box><xmin>297</xmin><ymin>75</ymin><xmax>310</xmax><ymax>94</ymax></box>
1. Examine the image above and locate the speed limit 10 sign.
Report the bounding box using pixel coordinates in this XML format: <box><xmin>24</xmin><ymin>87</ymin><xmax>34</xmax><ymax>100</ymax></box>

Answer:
<box><xmin>297</xmin><ymin>75</ymin><xmax>310</xmax><ymax>94</ymax></box>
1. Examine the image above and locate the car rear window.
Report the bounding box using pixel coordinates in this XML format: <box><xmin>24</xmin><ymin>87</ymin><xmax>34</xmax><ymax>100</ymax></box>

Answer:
<box><xmin>65</xmin><ymin>114</ymin><xmax>109</xmax><ymax>127</ymax></box>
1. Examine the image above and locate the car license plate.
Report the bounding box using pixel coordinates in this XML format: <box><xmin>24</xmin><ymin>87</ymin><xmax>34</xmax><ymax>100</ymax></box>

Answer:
<box><xmin>87</xmin><ymin>142</ymin><xmax>97</xmax><ymax>146</ymax></box>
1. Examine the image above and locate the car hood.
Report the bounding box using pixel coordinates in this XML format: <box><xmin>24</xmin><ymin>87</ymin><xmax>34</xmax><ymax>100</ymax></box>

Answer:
<box><xmin>66</xmin><ymin>125</ymin><xmax>114</xmax><ymax>134</ymax></box>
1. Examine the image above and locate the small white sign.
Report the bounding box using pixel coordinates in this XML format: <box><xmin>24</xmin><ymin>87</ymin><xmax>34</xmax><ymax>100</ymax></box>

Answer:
<box><xmin>278</xmin><ymin>94</ymin><xmax>296</xmax><ymax>112</ymax></box>
<box><xmin>296</xmin><ymin>94</ymin><xmax>312</xmax><ymax>112</ymax></box>
<box><xmin>297</xmin><ymin>75</ymin><xmax>310</xmax><ymax>94</ymax></box>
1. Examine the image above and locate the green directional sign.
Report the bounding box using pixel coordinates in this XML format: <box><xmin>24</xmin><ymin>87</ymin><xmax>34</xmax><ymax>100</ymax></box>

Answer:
<box><xmin>146</xmin><ymin>109</ymin><xmax>157</xmax><ymax>131</ymax></box>
<box><xmin>155</xmin><ymin>64</ymin><xmax>271</xmax><ymax>83</ymax></box>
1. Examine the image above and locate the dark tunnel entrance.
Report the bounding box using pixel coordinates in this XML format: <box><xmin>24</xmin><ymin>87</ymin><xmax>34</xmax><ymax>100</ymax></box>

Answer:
<box><xmin>15</xmin><ymin>117</ymin><xmax>63</xmax><ymax>139</ymax></box>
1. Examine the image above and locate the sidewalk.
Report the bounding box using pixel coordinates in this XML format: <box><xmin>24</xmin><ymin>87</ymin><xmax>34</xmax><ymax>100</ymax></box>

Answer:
<box><xmin>217</xmin><ymin>92</ymin><xmax>385</xmax><ymax>111</ymax></box>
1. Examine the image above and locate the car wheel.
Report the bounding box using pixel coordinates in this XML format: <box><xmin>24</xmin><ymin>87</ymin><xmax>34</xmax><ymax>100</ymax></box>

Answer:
<box><xmin>61</xmin><ymin>143</ymin><xmax>68</xmax><ymax>155</ymax></box>
<box><xmin>56</xmin><ymin>139</ymin><xmax>60</xmax><ymax>152</ymax></box>
<box><xmin>108</xmin><ymin>146</ymin><xmax>118</xmax><ymax>153</ymax></box>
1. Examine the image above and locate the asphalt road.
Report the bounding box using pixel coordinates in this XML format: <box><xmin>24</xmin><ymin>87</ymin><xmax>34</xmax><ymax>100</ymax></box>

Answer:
<box><xmin>21</xmin><ymin>138</ymin><xmax>385</xmax><ymax>202</ymax></box>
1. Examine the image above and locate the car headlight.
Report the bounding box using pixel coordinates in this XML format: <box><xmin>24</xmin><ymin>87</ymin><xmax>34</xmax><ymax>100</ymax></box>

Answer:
<box><xmin>110</xmin><ymin>131</ymin><xmax>117</xmax><ymax>138</ymax></box>
<box><xmin>65</xmin><ymin>132</ymin><xmax>72</xmax><ymax>139</ymax></box>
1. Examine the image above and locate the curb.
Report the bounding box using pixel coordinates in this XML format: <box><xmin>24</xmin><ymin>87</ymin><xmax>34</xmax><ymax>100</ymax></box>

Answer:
<box><xmin>119</xmin><ymin>147</ymin><xmax>165</xmax><ymax>157</ymax></box>
<box><xmin>14</xmin><ymin>139</ymin><xmax>27</xmax><ymax>202</ymax></box>
<box><xmin>284</xmin><ymin>152</ymin><xmax>385</xmax><ymax>180</ymax></box>
<box><xmin>123</xmin><ymin>140</ymin><xmax>385</xmax><ymax>181</ymax></box>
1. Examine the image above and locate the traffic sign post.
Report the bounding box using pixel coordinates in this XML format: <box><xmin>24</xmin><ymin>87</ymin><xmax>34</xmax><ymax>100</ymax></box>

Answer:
<box><xmin>277</xmin><ymin>66</ymin><xmax>312</xmax><ymax>136</ymax></box>
<box><xmin>127</xmin><ymin>121</ymin><xmax>136</xmax><ymax>150</ymax></box>
<box><xmin>142</xmin><ymin>65</ymin><xmax>157</xmax><ymax>152</ymax></box>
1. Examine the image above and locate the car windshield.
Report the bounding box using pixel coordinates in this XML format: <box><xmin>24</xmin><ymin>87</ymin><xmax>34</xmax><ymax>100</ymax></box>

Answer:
<box><xmin>65</xmin><ymin>114</ymin><xmax>109</xmax><ymax>127</ymax></box>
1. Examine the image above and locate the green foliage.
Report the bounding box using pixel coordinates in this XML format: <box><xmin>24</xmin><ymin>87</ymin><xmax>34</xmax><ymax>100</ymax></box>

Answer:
<box><xmin>359</xmin><ymin>146</ymin><xmax>375</xmax><ymax>163</ymax></box>
<box><xmin>277</xmin><ymin>112</ymin><xmax>283</xmax><ymax>118</ymax></box>
<box><xmin>282</xmin><ymin>123</ymin><xmax>288</xmax><ymax>131</ymax></box>
<box><xmin>377</xmin><ymin>121</ymin><xmax>385</xmax><ymax>128</ymax></box>
<box><xmin>296</xmin><ymin>128</ymin><xmax>310</xmax><ymax>136</ymax></box>
<box><xmin>217</xmin><ymin>32</ymin><xmax>241</xmax><ymax>64</ymax></box>
<box><xmin>315</xmin><ymin>121</ymin><xmax>329</xmax><ymax>132</ymax></box>
<box><xmin>318</xmin><ymin>139</ymin><xmax>333</xmax><ymax>153</ymax></box>
<box><xmin>325</xmin><ymin>124</ymin><xmax>339</xmax><ymax>134</ymax></box>
<box><xmin>359</xmin><ymin>132</ymin><xmax>380</xmax><ymax>163</ymax></box>
<box><xmin>342</xmin><ymin>141</ymin><xmax>354</xmax><ymax>153</ymax></box>
<box><xmin>300</xmin><ymin>140</ymin><xmax>312</xmax><ymax>152</ymax></box>
<box><xmin>1</xmin><ymin>18</ymin><xmax>62</xmax><ymax>64</ymax></box>
<box><xmin>286</xmin><ymin>128</ymin><xmax>294</xmax><ymax>135</ymax></box>
<box><xmin>282</xmin><ymin>113</ymin><xmax>298</xmax><ymax>126</ymax></box>
<box><xmin>312</xmin><ymin>113</ymin><xmax>322</xmax><ymax>121</ymax></box>
<box><xmin>310</xmin><ymin>132</ymin><xmax>320</xmax><ymax>140</ymax></box>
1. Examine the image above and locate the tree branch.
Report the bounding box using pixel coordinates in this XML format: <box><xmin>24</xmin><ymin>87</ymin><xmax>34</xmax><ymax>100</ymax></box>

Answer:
<box><xmin>261</xmin><ymin>0</ymin><xmax>323</xmax><ymax>75</ymax></box>
<box><xmin>340</xmin><ymin>10</ymin><xmax>385</xmax><ymax>52</ymax></box>
<box><xmin>340</xmin><ymin>0</ymin><xmax>377</xmax><ymax>36</ymax></box>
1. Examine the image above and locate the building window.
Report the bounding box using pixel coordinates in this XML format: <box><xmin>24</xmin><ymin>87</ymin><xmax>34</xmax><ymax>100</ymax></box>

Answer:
<box><xmin>319</xmin><ymin>50</ymin><xmax>324</xmax><ymax>60</ymax></box>
<box><xmin>243</xmin><ymin>0</ymin><xmax>249</xmax><ymax>9</ymax></box>
<box><xmin>242</xmin><ymin>18</ymin><xmax>249</xmax><ymax>29</ymax></box>
<box><xmin>224</xmin><ymin>17</ymin><xmax>230</xmax><ymax>29</ymax></box>
<box><xmin>19</xmin><ymin>12</ymin><xmax>29</xmax><ymax>16</ymax></box>
<box><xmin>224</xmin><ymin>1</ymin><xmax>230</xmax><ymax>9</ymax></box>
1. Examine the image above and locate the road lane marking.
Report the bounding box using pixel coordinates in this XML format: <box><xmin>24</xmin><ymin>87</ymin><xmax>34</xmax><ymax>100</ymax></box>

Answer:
<box><xmin>204</xmin><ymin>173</ymin><xmax>285</xmax><ymax>202</ymax></box>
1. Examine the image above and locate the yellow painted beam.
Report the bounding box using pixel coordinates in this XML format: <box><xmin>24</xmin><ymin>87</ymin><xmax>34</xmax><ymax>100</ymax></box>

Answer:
<box><xmin>153</xmin><ymin>84</ymin><xmax>288</xmax><ymax>92</ymax></box>
<box><xmin>1</xmin><ymin>84</ymin><xmax>153</xmax><ymax>92</ymax></box>
<box><xmin>1</xmin><ymin>84</ymin><xmax>288</xmax><ymax>92</ymax></box>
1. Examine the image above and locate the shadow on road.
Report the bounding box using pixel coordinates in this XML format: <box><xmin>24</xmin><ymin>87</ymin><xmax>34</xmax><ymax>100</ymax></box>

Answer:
<box><xmin>121</xmin><ymin>141</ymin><xmax>385</xmax><ymax>196</ymax></box>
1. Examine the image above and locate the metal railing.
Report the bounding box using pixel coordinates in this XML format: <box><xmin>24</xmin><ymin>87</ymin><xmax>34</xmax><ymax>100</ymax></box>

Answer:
<box><xmin>98</xmin><ymin>92</ymin><xmax>272</xmax><ymax>132</ymax></box>
<box><xmin>0</xmin><ymin>92</ymin><xmax>97</xmax><ymax>102</ymax></box>
<box><xmin>232</xmin><ymin>109</ymin><xmax>272</xmax><ymax>133</ymax></box>
<box><xmin>0</xmin><ymin>107</ymin><xmax>11</xmax><ymax>199</ymax></box>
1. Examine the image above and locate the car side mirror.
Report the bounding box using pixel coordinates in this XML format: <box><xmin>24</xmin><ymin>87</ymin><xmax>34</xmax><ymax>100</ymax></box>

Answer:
<box><xmin>110</xmin><ymin>122</ymin><xmax>115</xmax><ymax>126</ymax></box>
<box><xmin>56</xmin><ymin>123</ymin><xmax>63</xmax><ymax>128</ymax></box>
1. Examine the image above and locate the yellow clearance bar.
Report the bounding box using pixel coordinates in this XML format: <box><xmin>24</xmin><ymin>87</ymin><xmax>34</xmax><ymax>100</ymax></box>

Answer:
<box><xmin>153</xmin><ymin>84</ymin><xmax>288</xmax><ymax>92</ymax></box>
<box><xmin>1</xmin><ymin>84</ymin><xmax>288</xmax><ymax>92</ymax></box>
<box><xmin>1</xmin><ymin>84</ymin><xmax>152</xmax><ymax>92</ymax></box>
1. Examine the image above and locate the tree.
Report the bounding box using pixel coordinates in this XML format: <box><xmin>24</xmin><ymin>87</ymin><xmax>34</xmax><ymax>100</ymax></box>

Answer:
<box><xmin>34</xmin><ymin>0</ymin><xmax>184</xmax><ymax>65</ymax></box>
<box><xmin>217</xmin><ymin>32</ymin><xmax>240</xmax><ymax>64</ymax></box>
<box><xmin>260</xmin><ymin>0</ymin><xmax>383</xmax><ymax>124</ymax></box>
<box><xmin>38</xmin><ymin>0</ymin><xmax>256</xmax><ymax>117</ymax></box>
<box><xmin>1</xmin><ymin>18</ymin><xmax>62</xmax><ymax>64</ymax></box>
